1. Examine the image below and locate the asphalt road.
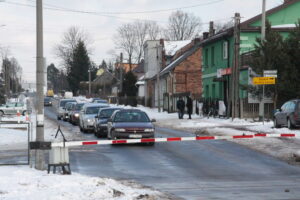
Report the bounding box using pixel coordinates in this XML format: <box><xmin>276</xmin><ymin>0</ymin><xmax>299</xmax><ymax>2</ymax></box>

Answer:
<box><xmin>45</xmin><ymin>105</ymin><xmax>300</xmax><ymax>200</ymax></box>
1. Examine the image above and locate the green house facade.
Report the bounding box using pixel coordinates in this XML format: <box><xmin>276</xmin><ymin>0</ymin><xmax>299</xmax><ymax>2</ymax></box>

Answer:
<box><xmin>202</xmin><ymin>0</ymin><xmax>300</xmax><ymax>105</ymax></box>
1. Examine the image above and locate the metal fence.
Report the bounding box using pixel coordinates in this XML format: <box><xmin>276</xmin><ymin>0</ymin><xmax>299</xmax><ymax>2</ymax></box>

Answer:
<box><xmin>0</xmin><ymin>122</ymin><xmax>31</xmax><ymax>165</ymax></box>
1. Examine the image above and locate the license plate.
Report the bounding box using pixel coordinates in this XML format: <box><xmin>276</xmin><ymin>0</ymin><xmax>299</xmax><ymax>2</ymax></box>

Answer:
<box><xmin>129</xmin><ymin>134</ymin><xmax>142</xmax><ymax>138</ymax></box>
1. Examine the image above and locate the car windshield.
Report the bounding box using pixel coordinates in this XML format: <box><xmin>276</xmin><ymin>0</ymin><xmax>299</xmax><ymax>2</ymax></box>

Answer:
<box><xmin>85</xmin><ymin>106</ymin><xmax>101</xmax><ymax>114</ymax></box>
<box><xmin>60</xmin><ymin>100</ymin><xmax>76</xmax><ymax>107</ymax></box>
<box><xmin>99</xmin><ymin>109</ymin><xmax>120</xmax><ymax>118</ymax></box>
<box><xmin>44</xmin><ymin>97</ymin><xmax>50</xmax><ymax>101</ymax></box>
<box><xmin>114</xmin><ymin>111</ymin><xmax>150</xmax><ymax>122</ymax></box>
<box><xmin>66</xmin><ymin>104</ymin><xmax>74</xmax><ymax>110</ymax></box>
<box><xmin>75</xmin><ymin>103</ymin><xmax>84</xmax><ymax>111</ymax></box>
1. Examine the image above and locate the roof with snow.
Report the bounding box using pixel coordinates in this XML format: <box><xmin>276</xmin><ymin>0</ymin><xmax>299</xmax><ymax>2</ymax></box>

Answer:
<box><xmin>164</xmin><ymin>40</ymin><xmax>191</xmax><ymax>56</ymax></box>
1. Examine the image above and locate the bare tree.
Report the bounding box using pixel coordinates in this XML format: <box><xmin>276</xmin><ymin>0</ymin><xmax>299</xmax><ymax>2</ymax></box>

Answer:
<box><xmin>133</xmin><ymin>21</ymin><xmax>149</xmax><ymax>63</ymax></box>
<box><xmin>147</xmin><ymin>21</ymin><xmax>162</xmax><ymax>40</ymax></box>
<box><xmin>215</xmin><ymin>20</ymin><xmax>234</xmax><ymax>33</ymax></box>
<box><xmin>164</xmin><ymin>10</ymin><xmax>202</xmax><ymax>40</ymax></box>
<box><xmin>114</xmin><ymin>23</ymin><xmax>136</xmax><ymax>70</ymax></box>
<box><xmin>55</xmin><ymin>26</ymin><xmax>91</xmax><ymax>72</ymax></box>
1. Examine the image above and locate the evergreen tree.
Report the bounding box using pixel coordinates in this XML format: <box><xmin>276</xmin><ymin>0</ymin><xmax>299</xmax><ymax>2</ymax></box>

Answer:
<box><xmin>122</xmin><ymin>71</ymin><xmax>137</xmax><ymax>97</ymax></box>
<box><xmin>100</xmin><ymin>60</ymin><xmax>107</xmax><ymax>69</ymax></box>
<box><xmin>47</xmin><ymin>63</ymin><xmax>60</xmax><ymax>92</ymax></box>
<box><xmin>249</xmin><ymin>21</ymin><xmax>288</xmax><ymax>106</ymax></box>
<box><xmin>282</xmin><ymin>20</ymin><xmax>300</xmax><ymax>103</ymax></box>
<box><xmin>67</xmin><ymin>40</ymin><xmax>90</xmax><ymax>94</ymax></box>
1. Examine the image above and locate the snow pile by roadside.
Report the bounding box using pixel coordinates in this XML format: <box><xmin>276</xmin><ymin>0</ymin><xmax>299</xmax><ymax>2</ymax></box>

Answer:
<box><xmin>0</xmin><ymin>166</ymin><xmax>163</xmax><ymax>200</ymax></box>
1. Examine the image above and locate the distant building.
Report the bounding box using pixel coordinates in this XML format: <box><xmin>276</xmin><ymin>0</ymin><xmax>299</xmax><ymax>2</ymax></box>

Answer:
<box><xmin>143</xmin><ymin>38</ymin><xmax>202</xmax><ymax>109</ymax></box>
<box><xmin>115</xmin><ymin>62</ymin><xmax>138</xmax><ymax>73</ymax></box>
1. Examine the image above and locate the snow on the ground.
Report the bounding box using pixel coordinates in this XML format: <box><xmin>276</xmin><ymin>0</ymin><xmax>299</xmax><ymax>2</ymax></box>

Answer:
<box><xmin>0</xmin><ymin>166</ymin><xmax>163</xmax><ymax>200</ymax></box>
<box><xmin>0</xmin><ymin>128</ymin><xmax>28</xmax><ymax>146</ymax></box>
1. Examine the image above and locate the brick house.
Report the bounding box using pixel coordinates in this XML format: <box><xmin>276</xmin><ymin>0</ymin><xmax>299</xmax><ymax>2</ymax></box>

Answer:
<box><xmin>158</xmin><ymin>38</ymin><xmax>202</xmax><ymax>112</ymax></box>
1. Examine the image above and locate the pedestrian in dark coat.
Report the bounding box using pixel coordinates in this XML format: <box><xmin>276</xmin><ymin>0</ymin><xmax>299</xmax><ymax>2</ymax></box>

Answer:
<box><xmin>176</xmin><ymin>97</ymin><xmax>185</xmax><ymax>119</ymax></box>
<box><xmin>186</xmin><ymin>96</ymin><xmax>193</xmax><ymax>119</ymax></box>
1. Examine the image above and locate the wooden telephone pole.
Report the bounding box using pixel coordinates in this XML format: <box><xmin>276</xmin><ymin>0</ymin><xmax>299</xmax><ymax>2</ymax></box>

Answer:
<box><xmin>231</xmin><ymin>13</ymin><xmax>241</xmax><ymax>119</ymax></box>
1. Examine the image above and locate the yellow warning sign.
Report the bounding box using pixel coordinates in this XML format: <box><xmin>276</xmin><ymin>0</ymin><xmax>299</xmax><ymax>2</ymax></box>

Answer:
<box><xmin>253</xmin><ymin>77</ymin><xmax>276</xmax><ymax>85</ymax></box>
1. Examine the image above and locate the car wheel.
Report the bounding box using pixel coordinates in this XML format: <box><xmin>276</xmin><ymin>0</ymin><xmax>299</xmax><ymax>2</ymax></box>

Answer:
<box><xmin>147</xmin><ymin>142</ymin><xmax>155</xmax><ymax>146</ymax></box>
<box><xmin>287</xmin><ymin>118</ymin><xmax>294</xmax><ymax>129</ymax></box>
<box><xmin>0</xmin><ymin>111</ymin><xmax>4</xmax><ymax>116</ymax></box>
<box><xmin>274</xmin><ymin>118</ymin><xmax>281</xmax><ymax>128</ymax></box>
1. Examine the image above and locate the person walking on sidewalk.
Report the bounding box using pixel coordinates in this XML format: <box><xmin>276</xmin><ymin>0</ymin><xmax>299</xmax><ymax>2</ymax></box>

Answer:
<box><xmin>186</xmin><ymin>95</ymin><xmax>193</xmax><ymax>119</ymax></box>
<box><xmin>176</xmin><ymin>97</ymin><xmax>185</xmax><ymax>119</ymax></box>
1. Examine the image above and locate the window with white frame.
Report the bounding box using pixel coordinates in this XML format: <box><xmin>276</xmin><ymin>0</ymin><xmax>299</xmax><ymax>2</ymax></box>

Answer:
<box><xmin>223</xmin><ymin>41</ymin><xmax>228</xmax><ymax>59</ymax></box>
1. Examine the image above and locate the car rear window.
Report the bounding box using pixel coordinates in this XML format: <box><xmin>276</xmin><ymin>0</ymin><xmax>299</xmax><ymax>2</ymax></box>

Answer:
<box><xmin>75</xmin><ymin>104</ymin><xmax>84</xmax><ymax>111</ymax></box>
<box><xmin>99</xmin><ymin>109</ymin><xmax>120</xmax><ymax>118</ymax></box>
<box><xmin>60</xmin><ymin>100</ymin><xmax>76</xmax><ymax>107</ymax></box>
<box><xmin>85</xmin><ymin>106</ymin><xmax>101</xmax><ymax>114</ymax></box>
<box><xmin>114</xmin><ymin>111</ymin><xmax>150</xmax><ymax>122</ymax></box>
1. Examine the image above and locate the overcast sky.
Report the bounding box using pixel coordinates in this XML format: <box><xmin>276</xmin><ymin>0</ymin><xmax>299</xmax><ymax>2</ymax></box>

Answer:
<box><xmin>0</xmin><ymin>0</ymin><xmax>284</xmax><ymax>83</ymax></box>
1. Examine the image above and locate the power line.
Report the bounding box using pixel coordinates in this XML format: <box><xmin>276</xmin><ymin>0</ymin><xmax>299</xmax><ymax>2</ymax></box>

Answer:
<box><xmin>26</xmin><ymin>0</ymin><xmax>224</xmax><ymax>15</ymax></box>
<box><xmin>4</xmin><ymin>0</ymin><xmax>224</xmax><ymax>22</ymax></box>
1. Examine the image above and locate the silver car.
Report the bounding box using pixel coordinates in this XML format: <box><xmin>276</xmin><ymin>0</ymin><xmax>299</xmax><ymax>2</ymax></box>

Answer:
<box><xmin>79</xmin><ymin>103</ymin><xmax>109</xmax><ymax>133</ymax></box>
<box><xmin>57</xmin><ymin>99</ymin><xmax>77</xmax><ymax>120</ymax></box>
<box><xmin>0</xmin><ymin>102</ymin><xmax>27</xmax><ymax>116</ymax></box>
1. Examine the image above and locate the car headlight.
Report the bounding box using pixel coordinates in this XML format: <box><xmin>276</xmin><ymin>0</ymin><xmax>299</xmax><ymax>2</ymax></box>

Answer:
<box><xmin>115</xmin><ymin>128</ymin><xmax>126</xmax><ymax>132</ymax></box>
<box><xmin>74</xmin><ymin>113</ymin><xmax>79</xmax><ymax>117</ymax></box>
<box><xmin>144</xmin><ymin>128</ymin><xmax>154</xmax><ymax>132</ymax></box>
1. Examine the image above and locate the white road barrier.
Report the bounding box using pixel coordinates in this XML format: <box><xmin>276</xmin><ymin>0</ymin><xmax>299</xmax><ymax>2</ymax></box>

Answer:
<box><xmin>51</xmin><ymin>133</ymin><xmax>300</xmax><ymax>148</ymax></box>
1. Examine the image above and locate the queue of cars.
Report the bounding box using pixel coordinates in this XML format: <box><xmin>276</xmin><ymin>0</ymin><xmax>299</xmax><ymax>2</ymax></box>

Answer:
<box><xmin>55</xmin><ymin>97</ymin><xmax>156</xmax><ymax>142</ymax></box>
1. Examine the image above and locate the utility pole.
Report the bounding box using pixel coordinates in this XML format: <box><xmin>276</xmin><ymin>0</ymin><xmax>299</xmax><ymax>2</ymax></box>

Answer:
<box><xmin>35</xmin><ymin>0</ymin><xmax>45</xmax><ymax>170</ymax></box>
<box><xmin>259</xmin><ymin>0</ymin><xmax>267</xmax><ymax>122</ymax></box>
<box><xmin>88</xmin><ymin>68</ymin><xmax>91</xmax><ymax>97</ymax></box>
<box><xmin>231</xmin><ymin>13</ymin><xmax>241</xmax><ymax>120</ymax></box>
<box><xmin>156</xmin><ymin>44</ymin><xmax>161</xmax><ymax>113</ymax></box>
<box><xmin>120</xmin><ymin>53</ymin><xmax>123</xmax><ymax>95</ymax></box>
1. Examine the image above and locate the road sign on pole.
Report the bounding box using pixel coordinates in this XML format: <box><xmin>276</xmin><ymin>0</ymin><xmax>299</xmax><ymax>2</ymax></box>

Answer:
<box><xmin>263</xmin><ymin>70</ymin><xmax>277</xmax><ymax>78</ymax></box>
<box><xmin>253</xmin><ymin>77</ymin><xmax>276</xmax><ymax>85</ymax></box>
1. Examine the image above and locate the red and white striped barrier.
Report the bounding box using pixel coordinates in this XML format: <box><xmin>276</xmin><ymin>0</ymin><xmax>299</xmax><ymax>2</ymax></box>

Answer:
<box><xmin>51</xmin><ymin>133</ymin><xmax>300</xmax><ymax>148</ymax></box>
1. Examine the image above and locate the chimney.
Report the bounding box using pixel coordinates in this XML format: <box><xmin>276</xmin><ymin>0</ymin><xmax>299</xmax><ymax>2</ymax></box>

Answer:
<box><xmin>203</xmin><ymin>32</ymin><xmax>209</xmax><ymax>39</ymax></box>
<box><xmin>194</xmin><ymin>38</ymin><xmax>201</xmax><ymax>43</ymax></box>
<box><xmin>209</xmin><ymin>21</ymin><xmax>215</xmax><ymax>37</ymax></box>
<box><xmin>159</xmin><ymin>38</ymin><xmax>164</xmax><ymax>46</ymax></box>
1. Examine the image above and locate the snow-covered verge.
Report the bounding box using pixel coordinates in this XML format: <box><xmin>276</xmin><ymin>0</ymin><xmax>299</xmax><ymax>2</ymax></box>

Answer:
<box><xmin>0</xmin><ymin>166</ymin><xmax>166</xmax><ymax>200</ymax></box>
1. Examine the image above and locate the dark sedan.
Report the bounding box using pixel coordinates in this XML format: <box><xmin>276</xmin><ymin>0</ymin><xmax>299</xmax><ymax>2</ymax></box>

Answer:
<box><xmin>44</xmin><ymin>97</ymin><xmax>52</xmax><ymax>106</ymax></box>
<box><xmin>69</xmin><ymin>103</ymin><xmax>85</xmax><ymax>125</ymax></box>
<box><xmin>94</xmin><ymin>107</ymin><xmax>123</xmax><ymax>138</ymax></box>
<box><xmin>107</xmin><ymin>109</ymin><xmax>156</xmax><ymax>144</ymax></box>
<box><xmin>274</xmin><ymin>99</ymin><xmax>300</xmax><ymax>129</ymax></box>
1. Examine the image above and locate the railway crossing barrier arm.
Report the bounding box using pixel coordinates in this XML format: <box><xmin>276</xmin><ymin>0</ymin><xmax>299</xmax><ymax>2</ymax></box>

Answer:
<box><xmin>50</xmin><ymin>133</ymin><xmax>300</xmax><ymax>148</ymax></box>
